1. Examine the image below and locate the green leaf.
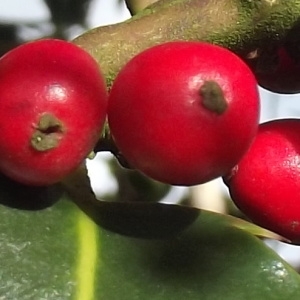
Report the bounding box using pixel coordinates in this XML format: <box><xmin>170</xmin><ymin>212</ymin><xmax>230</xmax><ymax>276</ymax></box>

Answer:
<box><xmin>0</xmin><ymin>168</ymin><xmax>300</xmax><ymax>299</ymax></box>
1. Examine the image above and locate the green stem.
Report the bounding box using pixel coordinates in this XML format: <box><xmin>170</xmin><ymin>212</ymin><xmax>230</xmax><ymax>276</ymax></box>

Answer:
<box><xmin>73</xmin><ymin>0</ymin><xmax>300</xmax><ymax>89</ymax></box>
<box><xmin>95</xmin><ymin>123</ymin><xmax>132</xmax><ymax>169</ymax></box>
<box><xmin>125</xmin><ymin>0</ymin><xmax>160</xmax><ymax>15</ymax></box>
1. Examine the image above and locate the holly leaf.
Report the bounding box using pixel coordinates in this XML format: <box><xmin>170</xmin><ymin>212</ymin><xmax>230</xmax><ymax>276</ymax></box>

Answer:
<box><xmin>0</xmin><ymin>167</ymin><xmax>299</xmax><ymax>299</ymax></box>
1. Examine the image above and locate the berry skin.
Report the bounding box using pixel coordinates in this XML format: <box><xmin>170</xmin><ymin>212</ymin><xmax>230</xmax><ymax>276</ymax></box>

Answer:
<box><xmin>0</xmin><ymin>39</ymin><xmax>107</xmax><ymax>186</ymax></box>
<box><xmin>224</xmin><ymin>119</ymin><xmax>300</xmax><ymax>244</ymax></box>
<box><xmin>108</xmin><ymin>41</ymin><xmax>260</xmax><ymax>186</ymax></box>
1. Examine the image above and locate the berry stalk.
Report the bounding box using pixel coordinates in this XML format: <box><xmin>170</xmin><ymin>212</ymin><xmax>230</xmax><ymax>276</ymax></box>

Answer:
<box><xmin>73</xmin><ymin>0</ymin><xmax>300</xmax><ymax>89</ymax></box>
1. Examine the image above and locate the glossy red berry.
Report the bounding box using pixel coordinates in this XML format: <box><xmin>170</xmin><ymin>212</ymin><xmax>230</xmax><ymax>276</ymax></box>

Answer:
<box><xmin>224</xmin><ymin>119</ymin><xmax>300</xmax><ymax>244</ymax></box>
<box><xmin>0</xmin><ymin>39</ymin><xmax>107</xmax><ymax>186</ymax></box>
<box><xmin>108</xmin><ymin>41</ymin><xmax>260</xmax><ymax>186</ymax></box>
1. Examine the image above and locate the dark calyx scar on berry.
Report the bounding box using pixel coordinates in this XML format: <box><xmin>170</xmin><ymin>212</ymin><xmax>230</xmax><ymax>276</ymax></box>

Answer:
<box><xmin>200</xmin><ymin>80</ymin><xmax>228</xmax><ymax>114</ymax></box>
<box><xmin>31</xmin><ymin>113</ymin><xmax>64</xmax><ymax>151</ymax></box>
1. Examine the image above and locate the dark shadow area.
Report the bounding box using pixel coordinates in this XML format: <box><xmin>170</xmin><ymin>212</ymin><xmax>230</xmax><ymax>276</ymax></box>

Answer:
<box><xmin>74</xmin><ymin>197</ymin><xmax>200</xmax><ymax>239</ymax></box>
<box><xmin>0</xmin><ymin>173</ymin><xmax>63</xmax><ymax>210</ymax></box>
<box><xmin>0</xmin><ymin>23</ymin><xmax>20</xmax><ymax>56</ymax></box>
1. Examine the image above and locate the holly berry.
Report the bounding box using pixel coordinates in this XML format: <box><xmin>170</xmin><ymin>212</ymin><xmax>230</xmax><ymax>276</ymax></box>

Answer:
<box><xmin>108</xmin><ymin>41</ymin><xmax>260</xmax><ymax>186</ymax></box>
<box><xmin>245</xmin><ymin>46</ymin><xmax>300</xmax><ymax>94</ymax></box>
<box><xmin>0</xmin><ymin>39</ymin><xmax>107</xmax><ymax>186</ymax></box>
<box><xmin>224</xmin><ymin>119</ymin><xmax>300</xmax><ymax>244</ymax></box>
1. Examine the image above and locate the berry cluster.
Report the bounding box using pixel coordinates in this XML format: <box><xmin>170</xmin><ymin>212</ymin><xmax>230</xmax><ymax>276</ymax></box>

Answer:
<box><xmin>1</xmin><ymin>39</ymin><xmax>300</xmax><ymax>243</ymax></box>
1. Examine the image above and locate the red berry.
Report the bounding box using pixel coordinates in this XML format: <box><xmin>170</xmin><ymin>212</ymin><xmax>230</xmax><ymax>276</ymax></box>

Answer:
<box><xmin>108</xmin><ymin>41</ymin><xmax>260</xmax><ymax>185</ymax></box>
<box><xmin>224</xmin><ymin>119</ymin><xmax>300</xmax><ymax>244</ymax></box>
<box><xmin>0</xmin><ymin>39</ymin><xmax>107</xmax><ymax>186</ymax></box>
<box><xmin>245</xmin><ymin>46</ymin><xmax>300</xmax><ymax>94</ymax></box>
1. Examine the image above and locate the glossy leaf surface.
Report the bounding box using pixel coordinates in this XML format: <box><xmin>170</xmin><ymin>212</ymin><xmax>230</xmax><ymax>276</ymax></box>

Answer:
<box><xmin>0</xmin><ymin>170</ymin><xmax>300</xmax><ymax>299</ymax></box>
